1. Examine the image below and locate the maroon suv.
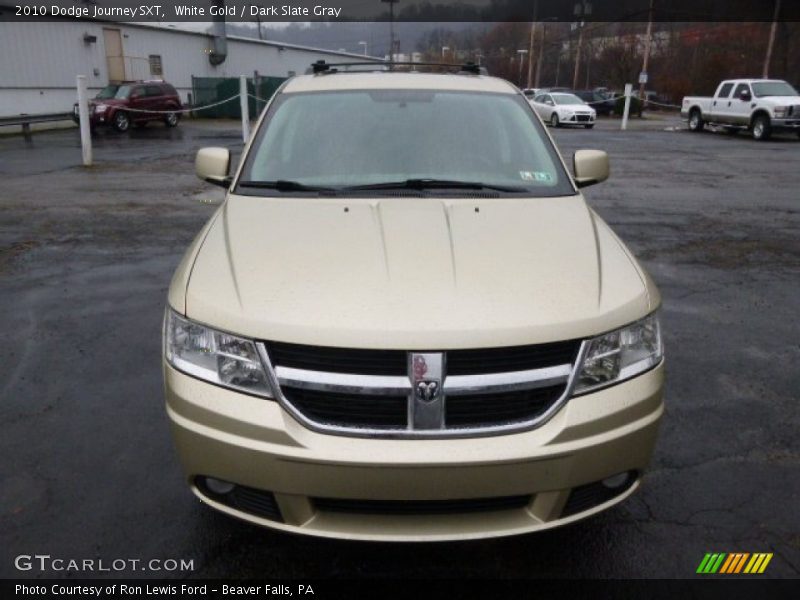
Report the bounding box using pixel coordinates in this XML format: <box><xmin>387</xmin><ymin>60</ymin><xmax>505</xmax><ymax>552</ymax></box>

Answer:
<box><xmin>72</xmin><ymin>81</ymin><xmax>182</xmax><ymax>132</ymax></box>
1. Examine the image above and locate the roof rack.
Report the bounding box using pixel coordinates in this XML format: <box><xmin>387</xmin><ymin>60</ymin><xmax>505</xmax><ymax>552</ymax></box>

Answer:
<box><xmin>307</xmin><ymin>60</ymin><xmax>488</xmax><ymax>76</ymax></box>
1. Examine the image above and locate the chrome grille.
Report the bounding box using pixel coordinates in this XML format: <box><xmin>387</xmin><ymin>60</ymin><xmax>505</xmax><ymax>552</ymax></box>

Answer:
<box><xmin>257</xmin><ymin>340</ymin><xmax>585</xmax><ymax>438</ymax></box>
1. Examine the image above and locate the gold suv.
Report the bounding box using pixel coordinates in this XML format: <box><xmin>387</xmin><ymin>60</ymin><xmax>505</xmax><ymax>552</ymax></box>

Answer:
<box><xmin>163</xmin><ymin>63</ymin><xmax>664</xmax><ymax>541</ymax></box>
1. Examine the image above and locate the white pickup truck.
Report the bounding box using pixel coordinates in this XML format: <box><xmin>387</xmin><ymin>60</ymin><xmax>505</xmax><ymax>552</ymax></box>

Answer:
<box><xmin>681</xmin><ymin>79</ymin><xmax>800</xmax><ymax>140</ymax></box>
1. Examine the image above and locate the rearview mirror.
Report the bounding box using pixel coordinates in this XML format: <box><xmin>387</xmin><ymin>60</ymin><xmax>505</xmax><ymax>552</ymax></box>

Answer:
<box><xmin>195</xmin><ymin>147</ymin><xmax>231</xmax><ymax>188</ymax></box>
<box><xmin>573</xmin><ymin>149</ymin><xmax>609</xmax><ymax>188</ymax></box>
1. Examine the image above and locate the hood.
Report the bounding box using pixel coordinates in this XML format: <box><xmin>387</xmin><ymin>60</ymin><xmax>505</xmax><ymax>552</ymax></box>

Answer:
<box><xmin>182</xmin><ymin>195</ymin><xmax>653</xmax><ymax>349</ymax></box>
<box><xmin>89</xmin><ymin>98</ymin><xmax>127</xmax><ymax>107</ymax></box>
<box><xmin>760</xmin><ymin>95</ymin><xmax>800</xmax><ymax>105</ymax></box>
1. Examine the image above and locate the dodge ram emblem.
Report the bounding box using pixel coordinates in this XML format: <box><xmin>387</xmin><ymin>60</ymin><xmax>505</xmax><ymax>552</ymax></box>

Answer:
<box><xmin>415</xmin><ymin>380</ymin><xmax>440</xmax><ymax>402</ymax></box>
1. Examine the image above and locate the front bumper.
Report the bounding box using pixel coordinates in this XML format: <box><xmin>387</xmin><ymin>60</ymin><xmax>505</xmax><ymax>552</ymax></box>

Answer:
<box><xmin>771</xmin><ymin>117</ymin><xmax>800</xmax><ymax>130</ymax></box>
<box><xmin>71</xmin><ymin>106</ymin><xmax>108</xmax><ymax>126</ymax></box>
<box><xmin>165</xmin><ymin>361</ymin><xmax>664</xmax><ymax>541</ymax></box>
<box><xmin>563</xmin><ymin>113</ymin><xmax>596</xmax><ymax>124</ymax></box>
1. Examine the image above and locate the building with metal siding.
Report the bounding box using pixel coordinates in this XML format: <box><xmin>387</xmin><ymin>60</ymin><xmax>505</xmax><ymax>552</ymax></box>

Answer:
<box><xmin>0</xmin><ymin>20</ymin><xmax>382</xmax><ymax>117</ymax></box>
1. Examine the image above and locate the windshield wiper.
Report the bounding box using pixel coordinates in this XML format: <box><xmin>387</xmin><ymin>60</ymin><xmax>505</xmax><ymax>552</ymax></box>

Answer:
<box><xmin>342</xmin><ymin>179</ymin><xmax>526</xmax><ymax>193</ymax></box>
<box><xmin>237</xmin><ymin>180</ymin><xmax>338</xmax><ymax>193</ymax></box>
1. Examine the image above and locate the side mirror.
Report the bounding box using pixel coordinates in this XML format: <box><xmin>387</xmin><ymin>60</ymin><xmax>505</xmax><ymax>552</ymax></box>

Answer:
<box><xmin>195</xmin><ymin>147</ymin><xmax>231</xmax><ymax>188</ymax></box>
<box><xmin>739</xmin><ymin>90</ymin><xmax>752</xmax><ymax>102</ymax></box>
<box><xmin>573</xmin><ymin>149</ymin><xmax>609</xmax><ymax>188</ymax></box>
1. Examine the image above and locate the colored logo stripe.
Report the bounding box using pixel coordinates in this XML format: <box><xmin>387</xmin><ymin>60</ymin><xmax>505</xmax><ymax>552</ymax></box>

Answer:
<box><xmin>697</xmin><ymin>552</ymin><xmax>773</xmax><ymax>574</ymax></box>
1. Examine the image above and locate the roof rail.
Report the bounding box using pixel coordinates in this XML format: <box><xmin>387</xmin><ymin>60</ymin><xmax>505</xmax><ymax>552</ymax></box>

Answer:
<box><xmin>307</xmin><ymin>60</ymin><xmax>488</xmax><ymax>76</ymax></box>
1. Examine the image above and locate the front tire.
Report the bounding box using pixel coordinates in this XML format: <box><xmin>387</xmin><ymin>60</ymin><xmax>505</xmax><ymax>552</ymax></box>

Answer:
<box><xmin>751</xmin><ymin>114</ymin><xmax>772</xmax><ymax>141</ymax></box>
<box><xmin>165</xmin><ymin>112</ymin><xmax>179</xmax><ymax>128</ymax></box>
<box><xmin>688</xmin><ymin>109</ymin><xmax>704</xmax><ymax>132</ymax></box>
<box><xmin>112</xmin><ymin>111</ymin><xmax>130</xmax><ymax>133</ymax></box>
<box><xmin>550</xmin><ymin>113</ymin><xmax>560</xmax><ymax>128</ymax></box>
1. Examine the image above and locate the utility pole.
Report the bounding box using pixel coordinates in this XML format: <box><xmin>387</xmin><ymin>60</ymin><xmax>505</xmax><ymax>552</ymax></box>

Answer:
<box><xmin>526</xmin><ymin>0</ymin><xmax>539</xmax><ymax>89</ymax></box>
<box><xmin>638</xmin><ymin>0</ymin><xmax>654</xmax><ymax>100</ymax></box>
<box><xmin>381</xmin><ymin>0</ymin><xmax>399</xmax><ymax>63</ymax></box>
<box><xmin>572</xmin><ymin>1</ymin><xmax>591</xmax><ymax>90</ymax></box>
<box><xmin>535</xmin><ymin>21</ymin><xmax>552</xmax><ymax>88</ymax></box>
<box><xmin>573</xmin><ymin>27</ymin><xmax>584</xmax><ymax>89</ymax></box>
<box><xmin>517</xmin><ymin>49</ymin><xmax>528</xmax><ymax>86</ymax></box>
<box><xmin>763</xmin><ymin>0</ymin><xmax>781</xmax><ymax>78</ymax></box>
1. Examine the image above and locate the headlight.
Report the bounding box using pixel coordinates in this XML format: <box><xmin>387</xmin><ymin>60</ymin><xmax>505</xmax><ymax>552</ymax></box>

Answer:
<box><xmin>773</xmin><ymin>106</ymin><xmax>787</xmax><ymax>118</ymax></box>
<box><xmin>164</xmin><ymin>309</ymin><xmax>272</xmax><ymax>397</ymax></box>
<box><xmin>573</xmin><ymin>313</ymin><xmax>663</xmax><ymax>395</ymax></box>
<box><xmin>94</xmin><ymin>104</ymin><xmax>108</xmax><ymax>113</ymax></box>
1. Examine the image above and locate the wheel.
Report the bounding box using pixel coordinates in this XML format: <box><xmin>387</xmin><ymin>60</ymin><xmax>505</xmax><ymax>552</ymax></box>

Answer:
<box><xmin>751</xmin><ymin>114</ymin><xmax>772</xmax><ymax>141</ymax></box>
<box><xmin>164</xmin><ymin>112</ymin><xmax>179</xmax><ymax>128</ymax></box>
<box><xmin>550</xmin><ymin>113</ymin><xmax>560</xmax><ymax>128</ymax></box>
<box><xmin>584</xmin><ymin>124</ymin><xmax>594</xmax><ymax>129</ymax></box>
<box><xmin>688</xmin><ymin>109</ymin><xmax>704</xmax><ymax>132</ymax></box>
<box><xmin>112</xmin><ymin>111</ymin><xmax>130</xmax><ymax>132</ymax></box>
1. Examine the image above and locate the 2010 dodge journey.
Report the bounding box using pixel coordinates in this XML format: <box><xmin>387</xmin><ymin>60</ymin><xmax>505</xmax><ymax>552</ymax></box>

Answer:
<box><xmin>163</xmin><ymin>63</ymin><xmax>664</xmax><ymax>541</ymax></box>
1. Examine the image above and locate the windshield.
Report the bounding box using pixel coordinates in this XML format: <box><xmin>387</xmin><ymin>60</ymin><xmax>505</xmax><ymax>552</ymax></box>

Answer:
<box><xmin>238</xmin><ymin>90</ymin><xmax>574</xmax><ymax>196</ymax></box>
<box><xmin>552</xmin><ymin>94</ymin><xmax>584</xmax><ymax>105</ymax></box>
<box><xmin>95</xmin><ymin>85</ymin><xmax>120</xmax><ymax>99</ymax></box>
<box><xmin>114</xmin><ymin>85</ymin><xmax>132</xmax><ymax>99</ymax></box>
<box><xmin>752</xmin><ymin>81</ymin><xmax>798</xmax><ymax>97</ymax></box>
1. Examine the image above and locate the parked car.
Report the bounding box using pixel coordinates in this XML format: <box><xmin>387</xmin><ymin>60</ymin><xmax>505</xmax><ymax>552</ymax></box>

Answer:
<box><xmin>521</xmin><ymin>87</ymin><xmax>541</xmax><ymax>99</ymax></box>
<box><xmin>572</xmin><ymin>90</ymin><xmax>615</xmax><ymax>116</ymax></box>
<box><xmin>536</xmin><ymin>86</ymin><xmax>571</xmax><ymax>94</ymax></box>
<box><xmin>681</xmin><ymin>79</ymin><xmax>800</xmax><ymax>140</ymax></box>
<box><xmin>165</xmin><ymin>63</ymin><xmax>664</xmax><ymax>541</ymax></box>
<box><xmin>72</xmin><ymin>80</ymin><xmax>182</xmax><ymax>132</ymax></box>
<box><xmin>531</xmin><ymin>92</ymin><xmax>596</xmax><ymax>127</ymax></box>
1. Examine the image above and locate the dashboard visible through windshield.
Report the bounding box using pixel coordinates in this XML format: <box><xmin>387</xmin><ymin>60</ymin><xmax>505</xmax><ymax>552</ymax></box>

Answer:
<box><xmin>237</xmin><ymin>89</ymin><xmax>576</xmax><ymax>197</ymax></box>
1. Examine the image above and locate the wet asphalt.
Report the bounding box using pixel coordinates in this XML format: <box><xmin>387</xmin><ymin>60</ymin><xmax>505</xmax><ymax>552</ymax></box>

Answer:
<box><xmin>0</xmin><ymin>116</ymin><xmax>798</xmax><ymax>579</ymax></box>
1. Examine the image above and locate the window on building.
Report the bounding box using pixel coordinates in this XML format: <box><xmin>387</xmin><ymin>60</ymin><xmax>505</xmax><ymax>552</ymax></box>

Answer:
<box><xmin>149</xmin><ymin>55</ymin><xmax>163</xmax><ymax>77</ymax></box>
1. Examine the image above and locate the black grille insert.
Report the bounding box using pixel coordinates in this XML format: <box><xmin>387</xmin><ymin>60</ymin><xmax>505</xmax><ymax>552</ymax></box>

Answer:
<box><xmin>446</xmin><ymin>385</ymin><xmax>565</xmax><ymax>427</ymax></box>
<box><xmin>314</xmin><ymin>495</ymin><xmax>532</xmax><ymax>515</ymax></box>
<box><xmin>267</xmin><ymin>339</ymin><xmax>580</xmax><ymax>376</ymax></box>
<box><xmin>446</xmin><ymin>340</ymin><xmax>580</xmax><ymax>375</ymax></box>
<box><xmin>269</xmin><ymin>341</ymin><xmax>407</xmax><ymax>376</ymax></box>
<box><xmin>561</xmin><ymin>471</ymin><xmax>637</xmax><ymax>517</ymax></box>
<box><xmin>284</xmin><ymin>388</ymin><xmax>408</xmax><ymax>428</ymax></box>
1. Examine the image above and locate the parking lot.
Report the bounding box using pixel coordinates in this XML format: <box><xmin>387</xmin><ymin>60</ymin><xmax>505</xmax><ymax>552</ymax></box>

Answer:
<box><xmin>1</xmin><ymin>115</ymin><xmax>798</xmax><ymax>579</ymax></box>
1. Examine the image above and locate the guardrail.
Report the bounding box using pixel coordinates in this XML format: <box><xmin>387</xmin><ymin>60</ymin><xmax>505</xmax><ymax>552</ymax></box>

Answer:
<box><xmin>0</xmin><ymin>112</ymin><xmax>73</xmax><ymax>137</ymax></box>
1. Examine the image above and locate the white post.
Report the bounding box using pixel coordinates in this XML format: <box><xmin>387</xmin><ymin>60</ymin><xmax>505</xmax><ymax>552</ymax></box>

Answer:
<box><xmin>621</xmin><ymin>83</ymin><xmax>633</xmax><ymax>131</ymax></box>
<box><xmin>239</xmin><ymin>75</ymin><xmax>250</xmax><ymax>143</ymax></box>
<box><xmin>76</xmin><ymin>75</ymin><xmax>92</xmax><ymax>166</ymax></box>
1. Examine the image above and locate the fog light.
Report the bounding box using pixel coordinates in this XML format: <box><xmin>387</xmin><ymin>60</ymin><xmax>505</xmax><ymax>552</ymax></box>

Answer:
<box><xmin>601</xmin><ymin>472</ymin><xmax>631</xmax><ymax>489</ymax></box>
<box><xmin>204</xmin><ymin>477</ymin><xmax>235</xmax><ymax>495</ymax></box>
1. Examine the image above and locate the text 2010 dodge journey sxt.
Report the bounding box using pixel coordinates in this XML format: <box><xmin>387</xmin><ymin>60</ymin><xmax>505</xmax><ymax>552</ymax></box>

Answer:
<box><xmin>163</xmin><ymin>64</ymin><xmax>664</xmax><ymax>541</ymax></box>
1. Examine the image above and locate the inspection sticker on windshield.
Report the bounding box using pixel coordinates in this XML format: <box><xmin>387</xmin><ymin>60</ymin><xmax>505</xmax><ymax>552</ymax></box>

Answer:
<box><xmin>520</xmin><ymin>171</ymin><xmax>553</xmax><ymax>182</ymax></box>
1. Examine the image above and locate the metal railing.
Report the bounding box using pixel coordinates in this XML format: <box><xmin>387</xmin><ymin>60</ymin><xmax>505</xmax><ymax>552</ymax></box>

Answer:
<box><xmin>0</xmin><ymin>112</ymin><xmax>73</xmax><ymax>137</ymax></box>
